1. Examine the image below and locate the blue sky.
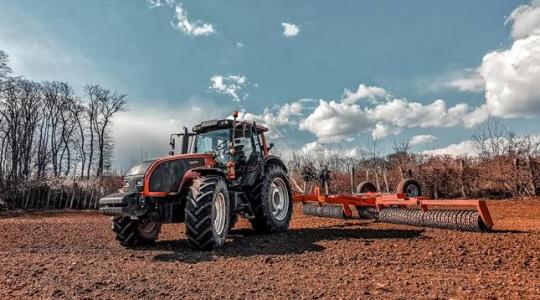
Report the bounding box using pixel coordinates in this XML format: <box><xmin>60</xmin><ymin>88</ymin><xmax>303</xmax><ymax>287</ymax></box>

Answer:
<box><xmin>1</xmin><ymin>0</ymin><xmax>539</xmax><ymax>167</ymax></box>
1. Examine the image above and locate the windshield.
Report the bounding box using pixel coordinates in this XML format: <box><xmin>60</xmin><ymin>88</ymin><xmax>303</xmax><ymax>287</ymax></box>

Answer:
<box><xmin>126</xmin><ymin>160</ymin><xmax>155</xmax><ymax>176</ymax></box>
<box><xmin>195</xmin><ymin>129</ymin><xmax>230</xmax><ymax>153</ymax></box>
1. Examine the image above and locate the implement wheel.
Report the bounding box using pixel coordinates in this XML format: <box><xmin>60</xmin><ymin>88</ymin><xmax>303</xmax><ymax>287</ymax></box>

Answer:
<box><xmin>396</xmin><ymin>179</ymin><xmax>422</xmax><ymax>198</ymax></box>
<box><xmin>250</xmin><ymin>166</ymin><xmax>293</xmax><ymax>233</ymax></box>
<box><xmin>356</xmin><ymin>181</ymin><xmax>378</xmax><ymax>194</ymax></box>
<box><xmin>185</xmin><ymin>176</ymin><xmax>230</xmax><ymax>250</ymax></box>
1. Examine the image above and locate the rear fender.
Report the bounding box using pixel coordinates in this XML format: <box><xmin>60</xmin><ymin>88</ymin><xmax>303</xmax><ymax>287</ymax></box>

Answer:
<box><xmin>265</xmin><ymin>155</ymin><xmax>288</xmax><ymax>173</ymax></box>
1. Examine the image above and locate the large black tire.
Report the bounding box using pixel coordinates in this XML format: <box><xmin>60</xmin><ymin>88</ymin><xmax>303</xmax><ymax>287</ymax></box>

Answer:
<box><xmin>250</xmin><ymin>166</ymin><xmax>293</xmax><ymax>233</ymax></box>
<box><xmin>112</xmin><ymin>217</ymin><xmax>161</xmax><ymax>247</ymax></box>
<box><xmin>185</xmin><ymin>176</ymin><xmax>230</xmax><ymax>250</ymax></box>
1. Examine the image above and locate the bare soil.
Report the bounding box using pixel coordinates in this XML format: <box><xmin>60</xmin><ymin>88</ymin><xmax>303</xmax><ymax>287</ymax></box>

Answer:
<box><xmin>0</xmin><ymin>199</ymin><xmax>539</xmax><ymax>299</ymax></box>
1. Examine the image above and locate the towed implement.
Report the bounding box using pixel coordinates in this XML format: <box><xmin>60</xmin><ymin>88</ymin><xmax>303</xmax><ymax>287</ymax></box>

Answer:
<box><xmin>293</xmin><ymin>178</ymin><xmax>493</xmax><ymax>232</ymax></box>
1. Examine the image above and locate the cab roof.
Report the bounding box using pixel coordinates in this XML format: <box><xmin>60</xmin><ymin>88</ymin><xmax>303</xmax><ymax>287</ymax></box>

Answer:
<box><xmin>193</xmin><ymin>119</ymin><xmax>268</xmax><ymax>134</ymax></box>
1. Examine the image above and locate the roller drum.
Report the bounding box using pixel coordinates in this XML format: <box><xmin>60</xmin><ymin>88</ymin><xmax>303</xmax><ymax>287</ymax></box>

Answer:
<box><xmin>302</xmin><ymin>204</ymin><xmax>347</xmax><ymax>219</ymax></box>
<box><xmin>379</xmin><ymin>208</ymin><xmax>489</xmax><ymax>232</ymax></box>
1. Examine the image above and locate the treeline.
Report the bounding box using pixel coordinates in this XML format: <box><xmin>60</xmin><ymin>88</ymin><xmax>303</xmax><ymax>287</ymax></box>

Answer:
<box><xmin>289</xmin><ymin>120</ymin><xmax>540</xmax><ymax>199</ymax></box>
<box><xmin>0</xmin><ymin>50</ymin><xmax>126</xmax><ymax>209</ymax></box>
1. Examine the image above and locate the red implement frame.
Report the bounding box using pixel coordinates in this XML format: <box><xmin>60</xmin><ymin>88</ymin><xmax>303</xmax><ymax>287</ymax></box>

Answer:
<box><xmin>293</xmin><ymin>188</ymin><xmax>493</xmax><ymax>229</ymax></box>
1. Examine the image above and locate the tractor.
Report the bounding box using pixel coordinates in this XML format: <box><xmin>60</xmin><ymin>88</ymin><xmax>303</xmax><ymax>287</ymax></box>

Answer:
<box><xmin>99</xmin><ymin>112</ymin><xmax>292</xmax><ymax>250</ymax></box>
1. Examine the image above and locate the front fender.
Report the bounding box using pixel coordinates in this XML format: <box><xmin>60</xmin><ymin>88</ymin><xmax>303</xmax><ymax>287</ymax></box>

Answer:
<box><xmin>176</xmin><ymin>167</ymin><xmax>227</xmax><ymax>193</ymax></box>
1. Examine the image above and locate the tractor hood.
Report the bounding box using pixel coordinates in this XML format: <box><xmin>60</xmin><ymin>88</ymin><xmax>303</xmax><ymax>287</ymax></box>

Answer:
<box><xmin>142</xmin><ymin>154</ymin><xmax>215</xmax><ymax>196</ymax></box>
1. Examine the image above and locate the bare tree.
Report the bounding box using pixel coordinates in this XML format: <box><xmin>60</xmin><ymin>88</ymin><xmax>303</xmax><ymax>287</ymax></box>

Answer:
<box><xmin>88</xmin><ymin>85</ymin><xmax>127</xmax><ymax>177</ymax></box>
<box><xmin>0</xmin><ymin>50</ymin><xmax>11</xmax><ymax>81</ymax></box>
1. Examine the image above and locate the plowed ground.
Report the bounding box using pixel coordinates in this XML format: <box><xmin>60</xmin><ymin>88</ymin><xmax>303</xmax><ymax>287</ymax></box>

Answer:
<box><xmin>0</xmin><ymin>199</ymin><xmax>539</xmax><ymax>299</ymax></box>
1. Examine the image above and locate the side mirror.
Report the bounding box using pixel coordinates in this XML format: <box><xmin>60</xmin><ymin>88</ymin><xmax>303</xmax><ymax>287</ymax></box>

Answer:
<box><xmin>169</xmin><ymin>136</ymin><xmax>176</xmax><ymax>155</ymax></box>
<box><xmin>268</xmin><ymin>143</ymin><xmax>275</xmax><ymax>152</ymax></box>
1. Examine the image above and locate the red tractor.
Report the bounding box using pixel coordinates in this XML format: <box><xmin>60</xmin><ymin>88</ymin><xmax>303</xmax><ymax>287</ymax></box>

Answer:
<box><xmin>99</xmin><ymin>112</ymin><xmax>292</xmax><ymax>250</ymax></box>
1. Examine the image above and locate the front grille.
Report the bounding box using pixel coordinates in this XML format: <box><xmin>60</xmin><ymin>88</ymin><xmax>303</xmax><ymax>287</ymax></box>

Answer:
<box><xmin>148</xmin><ymin>158</ymin><xmax>205</xmax><ymax>192</ymax></box>
<box><xmin>124</xmin><ymin>177</ymin><xmax>142</xmax><ymax>193</ymax></box>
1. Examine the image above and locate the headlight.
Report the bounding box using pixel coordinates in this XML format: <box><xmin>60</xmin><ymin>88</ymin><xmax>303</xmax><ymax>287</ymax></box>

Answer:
<box><xmin>136</xmin><ymin>179</ymin><xmax>143</xmax><ymax>187</ymax></box>
<box><xmin>124</xmin><ymin>180</ymin><xmax>130</xmax><ymax>188</ymax></box>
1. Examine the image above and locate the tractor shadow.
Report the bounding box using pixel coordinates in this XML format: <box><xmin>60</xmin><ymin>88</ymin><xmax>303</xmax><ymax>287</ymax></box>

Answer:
<box><xmin>149</xmin><ymin>223</ymin><xmax>425</xmax><ymax>264</ymax></box>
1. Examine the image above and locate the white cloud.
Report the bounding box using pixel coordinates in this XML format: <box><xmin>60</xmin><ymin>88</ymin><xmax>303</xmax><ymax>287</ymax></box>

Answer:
<box><xmin>342</xmin><ymin>84</ymin><xmax>389</xmax><ymax>104</ymax></box>
<box><xmin>445</xmin><ymin>69</ymin><xmax>485</xmax><ymax>93</ymax></box>
<box><xmin>299</xmin><ymin>86</ymin><xmax>482</xmax><ymax>143</ymax></box>
<box><xmin>505</xmin><ymin>0</ymin><xmax>540</xmax><ymax>39</ymax></box>
<box><xmin>236</xmin><ymin>42</ymin><xmax>244</xmax><ymax>49</ymax></box>
<box><xmin>422</xmin><ymin>140</ymin><xmax>477</xmax><ymax>157</ymax></box>
<box><xmin>299</xmin><ymin>99</ymin><xmax>372</xmax><ymax>142</ymax></box>
<box><xmin>209</xmin><ymin>74</ymin><xmax>249</xmax><ymax>102</ymax></box>
<box><xmin>371</xmin><ymin>122</ymin><xmax>401</xmax><ymax>140</ymax></box>
<box><xmin>240</xmin><ymin>101</ymin><xmax>303</xmax><ymax>139</ymax></box>
<box><xmin>409</xmin><ymin>135</ymin><xmax>437</xmax><ymax>147</ymax></box>
<box><xmin>478</xmin><ymin>31</ymin><xmax>540</xmax><ymax>118</ymax></box>
<box><xmin>446</xmin><ymin>1</ymin><xmax>540</xmax><ymax>119</ymax></box>
<box><xmin>300</xmin><ymin>141</ymin><xmax>367</xmax><ymax>158</ymax></box>
<box><xmin>281</xmin><ymin>22</ymin><xmax>300</xmax><ymax>37</ymax></box>
<box><xmin>171</xmin><ymin>3</ymin><xmax>215</xmax><ymax>37</ymax></box>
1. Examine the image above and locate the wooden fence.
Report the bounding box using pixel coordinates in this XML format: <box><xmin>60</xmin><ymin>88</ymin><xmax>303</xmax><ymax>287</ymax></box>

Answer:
<box><xmin>0</xmin><ymin>176</ymin><xmax>123</xmax><ymax>210</ymax></box>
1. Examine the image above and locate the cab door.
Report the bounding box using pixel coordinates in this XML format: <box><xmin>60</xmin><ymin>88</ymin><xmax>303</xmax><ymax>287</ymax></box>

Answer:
<box><xmin>235</xmin><ymin>124</ymin><xmax>264</xmax><ymax>186</ymax></box>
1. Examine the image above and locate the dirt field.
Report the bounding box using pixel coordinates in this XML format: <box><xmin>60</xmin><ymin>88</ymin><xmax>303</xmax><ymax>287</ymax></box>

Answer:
<box><xmin>0</xmin><ymin>199</ymin><xmax>539</xmax><ymax>299</ymax></box>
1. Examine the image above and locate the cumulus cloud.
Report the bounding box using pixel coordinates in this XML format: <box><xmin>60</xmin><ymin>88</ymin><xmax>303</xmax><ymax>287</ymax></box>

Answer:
<box><xmin>209</xmin><ymin>74</ymin><xmax>248</xmax><ymax>102</ymax></box>
<box><xmin>240</xmin><ymin>101</ymin><xmax>303</xmax><ymax>139</ymax></box>
<box><xmin>300</xmin><ymin>141</ymin><xmax>367</xmax><ymax>158</ymax></box>
<box><xmin>281</xmin><ymin>22</ymin><xmax>300</xmax><ymax>37</ymax></box>
<box><xmin>448</xmin><ymin>1</ymin><xmax>540</xmax><ymax>119</ymax></box>
<box><xmin>299</xmin><ymin>85</ymin><xmax>483</xmax><ymax>143</ymax></box>
<box><xmin>445</xmin><ymin>69</ymin><xmax>485</xmax><ymax>93</ymax></box>
<box><xmin>506</xmin><ymin>0</ymin><xmax>540</xmax><ymax>39</ymax></box>
<box><xmin>422</xmin><ymin>140</ymin><xmax>477</xmax><ymax>157</ymax></box>
<box><xmin>171</xmin><ymin>3</ymin><xmax>215</xmax><ymax>37</ymax></box>
<box><xmin>298</xmin><ymin>1</ymin><xmax>540</xmax><ymax>144</ymax></box>
<box><xmin>409</xmin><ymin>135</ymin><xmax>437</xmax><ymax>147</ymax></box>
<box><xmin>341</xmin><ymin>84</ymin><xmax>389</xmax><ymax>104</ymax></box>
<box><xmin>478</xmin><ymin>32</ymin><xmax>540</xmax><ymax>118</ymax></box>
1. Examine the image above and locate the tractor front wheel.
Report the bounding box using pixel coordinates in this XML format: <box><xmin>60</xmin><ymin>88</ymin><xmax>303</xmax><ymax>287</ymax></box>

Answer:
<box><xmin>185</xmin><ymin>176</ymin><xmax>230</xmax><ymax>250</ymax></box>
<box><xmin>112</xmin><ymin>217</ymin><xmax>161</xmax><ymax>247</ymax></box>
<box><xmin>250</xmin><ymin>166</ymin><xmax>293</xmax><ymax>233</ymax></box>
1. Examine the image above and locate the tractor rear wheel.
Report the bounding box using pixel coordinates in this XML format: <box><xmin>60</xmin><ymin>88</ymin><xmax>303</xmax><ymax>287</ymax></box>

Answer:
<box><xmin>185</xmin><ymin>176</ymin><xmax>230</xmax><ymax>250</ymax></box>
<box><xmin>112</xmin><ymin>217</ymin><xmax>161</xmax><ymax>247</ymax></box>
<box><xmin>250</xmin><ymin>166</ymin><xmax>293</xmax><ymax>233</ymax></box>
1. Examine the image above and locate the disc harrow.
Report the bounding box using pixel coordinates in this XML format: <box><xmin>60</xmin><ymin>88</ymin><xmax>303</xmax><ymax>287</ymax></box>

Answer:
<box><xmin>292</xmin><ymin>178</ymin><xmax>494</xmax><ymax>232</ymax></box>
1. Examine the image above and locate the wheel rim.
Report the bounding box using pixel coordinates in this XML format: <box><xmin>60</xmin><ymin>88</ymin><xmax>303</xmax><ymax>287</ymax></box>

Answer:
<box><xmin>214</xmin><ymin>192</ymin><xmax>227</xmax><ymax>235</ymax></box>
<box><xmin>270</xmin><ymin>177</ymin><xmax>289</xmax><ymax>221</ymax></box>
<box><xmin>406</xmin><ymin>184</ymin><xmax>419</xmax><ymax>197</ymax></box>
